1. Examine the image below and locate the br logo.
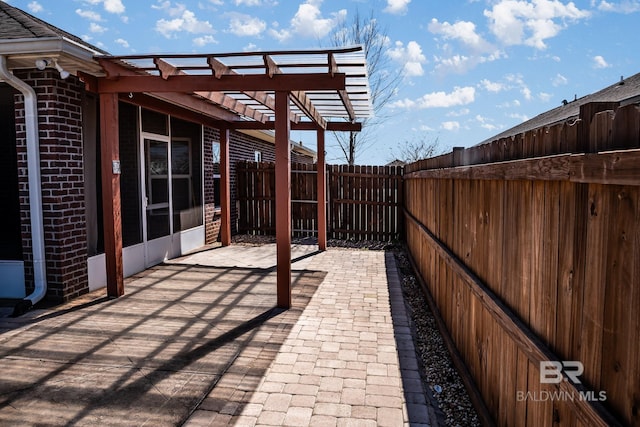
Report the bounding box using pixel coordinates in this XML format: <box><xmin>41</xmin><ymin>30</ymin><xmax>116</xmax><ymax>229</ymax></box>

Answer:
<box><xmin>540</xmin><ymin>361</ymin><xmax>584</xmax><ymax>384</ymax></box>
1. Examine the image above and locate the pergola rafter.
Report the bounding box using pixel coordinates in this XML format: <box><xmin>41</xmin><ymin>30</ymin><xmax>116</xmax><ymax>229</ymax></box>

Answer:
<box><xmin>91</xmin><ymin>46</ymin><xmax>371</xmax><ymax>309</ymax></box>
<box><xmin>205</xmin><ymin>56</ymin><xmax>301</xmax><ymax>124</ymax></box>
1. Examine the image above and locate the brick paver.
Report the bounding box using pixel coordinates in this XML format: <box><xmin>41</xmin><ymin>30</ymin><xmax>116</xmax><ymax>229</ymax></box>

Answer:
<box><xmin>183</xmin><ymin>246</ymin><xmax>434</xmax><ymax>426</ymax></box>
<box><xmin>0</xmin><ymin>244</ymin><xmax>435</xmax><ymax>426</ymax></box>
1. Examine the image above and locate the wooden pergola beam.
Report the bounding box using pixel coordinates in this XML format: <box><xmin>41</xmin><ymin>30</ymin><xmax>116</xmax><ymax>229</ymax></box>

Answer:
<box><xmin>329</xmin><ymin>53</ymin><xmax>356</xmax><ymax>121</ymax></box>
<box><xmin>228</xmin><ymin>120</ymin><xmax>362</xmax><ymax>132</ymax></box>
<box><xmin>206</xmin><ymin>56</ymin><xmax>300</xmax><ymax>124</ymax></box>
<box><xmin>99</xmin><ymin>93</ymin><xmax>124</xmax><ymax>297</ymax></box>
<box><xmin>95</xmin><ymin>72</ymin><xmax>347</xmax><ymax>94</ymax></box>
<box><xmin>275</xmin><ymin>91</ymin><xmax>291</xmax><ymax>309</ymax></box>
<box><xmin>317</xmin><ymin>129</ymin><xmax>327</xmax><ymax>251</ymax></box>
<box><xmin>219</xmin><ymin>127</ymin><xmax>231</xmax><ymax>246</ymax></box>
<box><xmin>262</xmin><ymin>54</ymin><xmax>327</xmax><ymax>129</ymax></box>
<box><xmin>154</xmin><ymin>58</ymin><xmax>268</xmax><ymax>123</ymax></box>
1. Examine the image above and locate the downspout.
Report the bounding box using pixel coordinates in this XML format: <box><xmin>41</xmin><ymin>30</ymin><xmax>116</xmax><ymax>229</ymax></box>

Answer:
<box><xmin>0</xmin><ymin>56</ymin><xmax>48</xmax><ymax>314</ymax></box>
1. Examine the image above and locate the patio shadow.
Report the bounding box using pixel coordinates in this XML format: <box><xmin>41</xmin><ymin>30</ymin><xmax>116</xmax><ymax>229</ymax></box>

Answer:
<box><xmin>0</xmin><ymin>262</ymin><xmax>325</xmax><ymax>426</ymax></box>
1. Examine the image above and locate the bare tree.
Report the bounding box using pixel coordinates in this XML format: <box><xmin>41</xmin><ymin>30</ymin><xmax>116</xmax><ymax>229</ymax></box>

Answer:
<box><xmin>389</xmin><ymin>136</ymin><xmax>442</xmax><ymax>164</ymax></box>
<box><xmin>328</xmin><ymin>10</ymin><xmax>402</xmax><ymax>165</ymax></box>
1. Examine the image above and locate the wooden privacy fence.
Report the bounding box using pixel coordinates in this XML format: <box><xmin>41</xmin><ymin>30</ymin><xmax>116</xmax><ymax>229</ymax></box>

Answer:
<box><xmin>404</xmin><ymin>102</ymin><xmax>640</xmax><ymax>427</ymax></box>
<box><xmin>236</xmin><ymin>161</ymin><xmax>403</xmax><ymax>241</ymax></box>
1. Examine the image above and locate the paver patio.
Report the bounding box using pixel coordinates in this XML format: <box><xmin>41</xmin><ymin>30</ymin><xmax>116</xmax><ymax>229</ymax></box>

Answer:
<box><xmin>0</xmin><ymin>244</ymin><xmax>435</xmax><ymax>426</ymax></box>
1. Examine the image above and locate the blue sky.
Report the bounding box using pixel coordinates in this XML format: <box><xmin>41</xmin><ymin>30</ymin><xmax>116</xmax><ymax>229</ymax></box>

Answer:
<box><xmin>5</xmin><ymin>0</ymin><xmax>640</xmax><ymax>164</ymax></box>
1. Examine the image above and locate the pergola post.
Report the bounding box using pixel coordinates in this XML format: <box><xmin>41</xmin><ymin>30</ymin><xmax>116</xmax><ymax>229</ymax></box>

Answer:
<box><xmin>99</xmin><ymin>93</ymin><xmax>124</xmax><ymax>297</ymax></box>
<box><xmin>275</xmin><ymin>91</ymin><xmax>292</xmax><ymax>309</ymax></box>
<box><xmin>317</xmin><ymin>129</ymin><xmax>327</xmax><ymax>251</ymax></box>
<box><xmin>219</xmin><ymin>127</ymin><xmax>231</xmax><ymax>246</ymax></box>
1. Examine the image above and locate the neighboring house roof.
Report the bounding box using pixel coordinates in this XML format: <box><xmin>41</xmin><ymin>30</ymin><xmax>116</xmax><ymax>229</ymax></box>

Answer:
<box><xmin>386</xmin><ymin>159</ymin><xmax>406</xmax><ymax>167</ymax></box>
<box><xmin>477</xmin><ymin>72</ymin><xmax>640</xmax><ymax>146</ymax></box>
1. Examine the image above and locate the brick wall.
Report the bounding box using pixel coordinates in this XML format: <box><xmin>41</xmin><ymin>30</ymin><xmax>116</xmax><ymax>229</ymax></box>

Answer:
<box><xmin>229</xmin><ymin>131</ymin><xmax>276</xmax><ymax>234</ymax></box>
<box><xmin>14</xmin><ymin>70</ymin><xmax>88</xmax><ymax>302</ymax></box>
<box><xmin>203</xmin><ymin>128</ymin><xmax>315</xmax><ymax>236</ymax></box>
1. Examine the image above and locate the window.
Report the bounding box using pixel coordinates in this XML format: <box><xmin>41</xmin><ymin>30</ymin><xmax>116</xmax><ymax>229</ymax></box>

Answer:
<box><xmin>212</xmin><ymin>141</ymin><xmax>221</xmax><ymax>210</ymax></box>
<box><xmin>254</xmin><ymin>151</ymin><xmax>262</xmax><ymax>162</ymax></box>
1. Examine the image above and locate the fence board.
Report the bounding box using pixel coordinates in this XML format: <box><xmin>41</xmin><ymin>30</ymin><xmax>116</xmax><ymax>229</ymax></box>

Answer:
<box><xmin>237</xmin><ymin>161</ymin><xmax>403</xmax><ymax>241</ymax></box>
<box><xmin>403</xmin><ymin>105</ymin><xmax>640</xmax><ymax>425</ymax></box>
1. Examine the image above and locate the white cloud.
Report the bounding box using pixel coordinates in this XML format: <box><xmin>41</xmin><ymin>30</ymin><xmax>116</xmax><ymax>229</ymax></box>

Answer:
<box><xmin>384</xmin><ymin>0</ymin><xmax>411</xmax><ymax>15</ymax></box>
<box><xmin>593</xmin><ymin>55</ymin><xmax>610</xmax><ymax>68</ymax></box>
<box><xmin>442</xmin><ymin>121</ymin><xmax>461</xmax><ymax>131</ymax></box>
<box><xmin>228</xmin><ymin>14</ymin><xmax>266</xmax><ymax>36</ymax></box>
<box><xmin>86</xmin><ymin>0</ymin><xmax>125</xmax><ymax>14</ymax></box>
<box><xmin>89</xmin><ymin>22</ymin><xmax>107</xmax><ymax>33</ymax></box>
<box><xmin>552</xmin><ymin>73</ymin><xmax>568</xmax><ymax>86</ymax></box>
<box><xmin>391</xmin><ymin>86</ymin><xmax>476</xmax><ymax>109</ymax></box>
<box><xmin>156</xmin><ymin>9</ymin><xmax>215</xmax><ymax>38</ymax></box>
<box><xmin>509</xmin><ymin>112</ymin><xmax>529</xmax><ymax>122</ymax></box>
<box><xmin>28</xmin><ymin>1</ymin><xmax>43</xmax><ymax>13</ymax></box>
<box><xmin>447</xmin><ymin>108</ymin><xmax>471</xmax><ymax>117</ymax></box>
<box><xmin>114</xmin><ymin>38</ymin><xmax>129</xmax><ymax>48</ymax></box>
<box><xmin>476</xmin><ymin>115</ymin><xmax>498</xmax><ymax>131</ymax></box>
<box><xmin>268</xmin><ymin>28</ymin><xmax>291</xmax><ymax>42</ymax></box>
<box><xmin>193</xmin><ymin>35</ymin><xmax>218</xmax><ymax>46</ymax></box>
<box><xmin>433</xmin><ymin>54</ymin><xmax>473</xmax><ymax>74</ymax></box>
<box><xmin>76</xmin><ymin>9</ymin><xmax>103</xmax><ymax>21</ymax></box>
<box><xmin>505</xmin><ymin>73</ymin><xmax>532</xmax><ymax>100</ymax></box>
<box><xmin>289</xmin><ymin>0</ymin><xmax>346</xmax><ymax>40</ymax></box>
<box><xmin>104</xmin><ymin>0</ymin><xmax>125</xmax><ymax>14</ymax></box>
<box><xmin>387</xmin><ymin>41</ymin><xmax>427</xmax><ymax>77</ymax></box>
<box><xmin>484</xmin><ymin>0</ymin><xmax>590</xmax><ymax>49</ymax></box>
<box><xmin>428</xmin><ymin>19</ymin><xmax>493</xmax><ymax>53</ymax></box>
<box><xmin>539</xmin><ymin>92</ymin><xmax>553</xmax><ymax>102</ymax></box>
<box><xmin>598</xmin><ymin>0</ymin><xmax>640</xmax><ymax>13</ymax></box>
<box><xmin>479</xmin><ymin>78</ymin><xmax>506</xmax><ymax>92</ymax></box>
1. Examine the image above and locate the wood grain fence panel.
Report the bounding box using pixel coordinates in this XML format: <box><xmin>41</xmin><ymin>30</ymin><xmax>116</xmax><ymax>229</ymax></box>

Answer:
<box><xmin>237</xmin><ymin>162</ymin><xmax>403</xmax><ymax>241</ymax></box>
<box><xmin>402</xmin><ymin>101</ymin><xmax>639</xmax><ymax>426</ymax></box>
<box><xmin>610</xmin><ymin>104</ymin><xmax>640</xmax><ymax>151</ymax></box>
<box><xmin>600</xmin><ymin>185</ymin><xmax>638</xmax><ymax>425</ymax></box>
<box><xmin>580</xmin><ymin>184</ymin><xmax>610</xmax><ymax>391</ymax></box>
<box><xmin>555</xmin><ymin>181</ymin><xmax>580</xmax><ymax>361</ymax></box>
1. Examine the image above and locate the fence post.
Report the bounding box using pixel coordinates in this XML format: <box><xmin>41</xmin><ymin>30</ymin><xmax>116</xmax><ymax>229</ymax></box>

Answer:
<box><xmin>452</xmin><ymin>146</ymin><xmax>465</xmax><ymax>167</ymax></box>
<box><xmin>578</xmin><ymin>102</ymin><xmax>620</xmax><ymax>153</ymax></box>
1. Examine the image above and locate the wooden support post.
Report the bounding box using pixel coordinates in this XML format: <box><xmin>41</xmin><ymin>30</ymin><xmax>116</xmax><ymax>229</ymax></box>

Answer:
<box><xmin>317</xmin><ymin>129</ymin><xmax>327</xmax><ymax>251</ymax></box>
<box><xmin>219</xmin><ymin>127</ymin><xmax>231</xmax><ymax>246</ymax></box>
<box><xmin>99</xmin><ymin>93</ymin><xmax>124</xmax><ymax>297</ymax></box>
<box><xmin>275</xmin><ymin>91</ymin><xmax>292</xmax><ymax>309</ymax></box>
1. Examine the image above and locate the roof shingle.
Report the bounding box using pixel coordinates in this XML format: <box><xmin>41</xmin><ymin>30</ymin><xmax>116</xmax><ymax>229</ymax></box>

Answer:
<box><xmin>0</xmin><ymin>2</ymin><xmax>106</xmax><ymax>54</ymax></box>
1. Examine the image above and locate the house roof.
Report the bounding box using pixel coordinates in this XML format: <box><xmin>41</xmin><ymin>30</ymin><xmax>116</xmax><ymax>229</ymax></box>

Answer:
<box><xmin>0</xmin><ymin>2</ymin><xmax>104</xmax><ymax>53</ymax></box>
<box><xmin>477</xmin><ymin>71</ymin><xmax>640</xmax><ymax>146</ymax></box>
<box><xmin>0</xmin><ymin>1</ymin><xmax>105</xmax><ymax>75</ymax></box>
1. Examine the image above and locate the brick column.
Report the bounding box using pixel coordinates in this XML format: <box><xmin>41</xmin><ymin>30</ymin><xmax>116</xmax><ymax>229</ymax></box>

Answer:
<box><xmin>14</xmin><ymin>70</ymin><xmax>88</xmax><ymax>302</ymax></box>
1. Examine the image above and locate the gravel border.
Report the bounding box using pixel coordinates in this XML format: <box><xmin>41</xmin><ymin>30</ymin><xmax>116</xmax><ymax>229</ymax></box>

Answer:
<box><xmin>232</xmin><ymin>235</ymin><xmax>482</xmax><ymax>426</ymax></box>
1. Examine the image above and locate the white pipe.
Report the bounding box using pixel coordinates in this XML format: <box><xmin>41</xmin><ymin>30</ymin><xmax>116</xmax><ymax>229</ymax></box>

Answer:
<box><xmin>0</xmin><ymin>55</ymin><xmax>47</xmax><ymax>310</ymax></box>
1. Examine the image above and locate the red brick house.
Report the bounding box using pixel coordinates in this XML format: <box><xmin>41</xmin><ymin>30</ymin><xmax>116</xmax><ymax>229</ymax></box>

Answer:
<box><xmin>0</xmin><ymin>3</ymin><xmax>347</xmax><ymax>312</ymax></box>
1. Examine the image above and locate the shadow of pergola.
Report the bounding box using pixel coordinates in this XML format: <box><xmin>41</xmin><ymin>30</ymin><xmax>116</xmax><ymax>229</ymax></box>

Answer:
<box><xmin>0</xmin><ymin>261</ymin><xmax>325</xmax><ymax>426</ymax></box>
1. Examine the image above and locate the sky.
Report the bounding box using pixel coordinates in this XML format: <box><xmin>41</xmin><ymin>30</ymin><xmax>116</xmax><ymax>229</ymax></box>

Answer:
<box><xmin>4</xmin><ymin>0</ymin><xmax>640</xmax><ymax>164</ymax></box>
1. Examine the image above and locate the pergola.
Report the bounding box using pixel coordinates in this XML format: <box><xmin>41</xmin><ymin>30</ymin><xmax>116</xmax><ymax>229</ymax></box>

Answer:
<box><xmin>80</xmin><ymin>46</ymin><xmax>371</xmax><ymax>308</ymax></box>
